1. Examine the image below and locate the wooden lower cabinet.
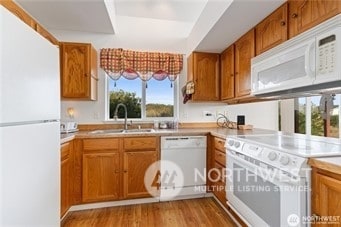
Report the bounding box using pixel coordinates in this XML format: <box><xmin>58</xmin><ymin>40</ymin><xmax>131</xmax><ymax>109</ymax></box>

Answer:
<box><xmin>123</xmin><ymin>150</ymin><xmax>158</xmax><ymax>198</ymax></box>
<box><xmin>82</xmin><ymin>152</ymin><xmax>120</xmax><ymax>202</ymax></box>
<box><xmin>60</xmin><ymin>141</ymin><xmax>73</xmax><ymax>217</ymax></box>
<box><xmin>312</xmin><ymin>168</ymin><xmax>341</xmax><ymax>226</ymax></box>
<box><xmin>208</xmin><ymin>136</ymin><xmax>247</xmax><ymax>227</ymax></box>
<box><xmin>81</xmin><ymin>136</ymin><xmax>159</xmax><ymax>203</ymax></box>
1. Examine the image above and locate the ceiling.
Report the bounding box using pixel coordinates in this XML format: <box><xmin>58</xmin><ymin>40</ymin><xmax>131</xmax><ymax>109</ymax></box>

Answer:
<box><xmin>16</xmin><ymin>0</ymin><xmax>286</xmax><ymax>53</ymax></box>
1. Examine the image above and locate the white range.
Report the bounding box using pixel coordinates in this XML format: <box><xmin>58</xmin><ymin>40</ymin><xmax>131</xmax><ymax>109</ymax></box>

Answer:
<box><xmin>225</xmin><ymin>132</ymin><xmax>341</xmax><ymax>227</ymax></box>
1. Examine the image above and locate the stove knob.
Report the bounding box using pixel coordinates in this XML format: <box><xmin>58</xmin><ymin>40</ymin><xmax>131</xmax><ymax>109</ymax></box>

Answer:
<box><xmin>234</xmin><ymin>141</ymin><xmax>241</xmax><ymax>148</ymax></box>
<box><xmin>280</xmin><ymin>155</ymin><xmax>290</xmax><ymax>166</ymax></box>
<box><xmin>268</xmin><ymin>151</ymin><xmax>278</xmax><ymax>161</ymax></box>
<box><xmin>228</xmin><ymin>140</ymin><xmax>235</xmax><ymax>146</ymax></box>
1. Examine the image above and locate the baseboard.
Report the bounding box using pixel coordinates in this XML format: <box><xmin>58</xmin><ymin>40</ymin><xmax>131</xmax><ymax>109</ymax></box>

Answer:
<box><xmin>68</xmin><ymin>197</ymin><xmax>160</xmax><ymax>212</ymax></box>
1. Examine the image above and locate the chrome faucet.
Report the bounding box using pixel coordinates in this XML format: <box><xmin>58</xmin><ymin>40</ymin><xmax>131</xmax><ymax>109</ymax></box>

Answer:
<box><xmin>113</xmin><ymin>103</ymin><xmax>128</xmax><ymax>130</ymax></box>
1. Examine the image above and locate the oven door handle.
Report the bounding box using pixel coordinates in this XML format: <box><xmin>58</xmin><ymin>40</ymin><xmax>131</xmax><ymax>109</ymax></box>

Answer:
<box><xmin>227</xmin><ymin>151</ymin><xmax>303</xmax><ymax>185</ymax></box>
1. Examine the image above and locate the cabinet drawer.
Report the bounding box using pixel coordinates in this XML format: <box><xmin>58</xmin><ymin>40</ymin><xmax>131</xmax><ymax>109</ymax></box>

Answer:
<box><xmin>83</xmin><ymin>138</ymin><xmax>119</xmax><ymax>151</ymax></box>
<box><xmin>214</xmin><ymin>137</ymin><xmax>226</xmax><ymax>152</ymax></box>
<box><xmin>215</xmin><ymin>149</ymin><xmax>226</xmax><ymax>166</ymax></box>
<box><xmin>213</xmin><ymin>162</ymin><xmax>226</xmax><ymax>182</ymax></box>
<box><xmin>61</xmin><ymin>142</ymin><xmax>70</xmax><ymax>161</ymax></box>
<box><xmin>124</xmin><ymin>137</ymin><xmax>157</xmax><ymax>151</ymax></box>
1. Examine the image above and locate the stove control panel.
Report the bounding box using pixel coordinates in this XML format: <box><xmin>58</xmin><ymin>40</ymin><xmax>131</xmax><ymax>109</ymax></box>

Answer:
<box><xmin>226</xmin><ymin>138</ymin><xmax>308</xmax><ymax>175</ymax></box>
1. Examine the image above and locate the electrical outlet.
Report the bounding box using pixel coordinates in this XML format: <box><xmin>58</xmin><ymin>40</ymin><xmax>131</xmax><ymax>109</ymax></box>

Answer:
<box><xmin>182</xmin><ymin>111</ymin><xmax>188</xmax><ymax>119</ymax></box>
<box><xmin>203</xmin><ymin>111</ymin><xmax>214</xmax><ymax>117</ymax></box>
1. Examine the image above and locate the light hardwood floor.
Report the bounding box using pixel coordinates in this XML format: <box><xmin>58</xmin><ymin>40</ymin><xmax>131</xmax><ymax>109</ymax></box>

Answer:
<box><xmin>62</xmin><ymin>197</ymin><xmax>237</xmax><ymax>227</ymax></box>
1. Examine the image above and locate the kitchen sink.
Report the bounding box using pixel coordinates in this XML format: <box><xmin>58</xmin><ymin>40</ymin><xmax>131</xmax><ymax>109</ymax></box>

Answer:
<box><xmin>89</xmin><ymin>128</ymin><xmax>155</xmax><ymax>134</ymax></box>
<box><xmin>123</xmin><ymin>128</ymin><xmax>155</xmax><ymax>133</ymax></box>
<box><xmin>89</xmin><ymin>129</ymin><xmax>125</xmax><ymax>134</ymax></box>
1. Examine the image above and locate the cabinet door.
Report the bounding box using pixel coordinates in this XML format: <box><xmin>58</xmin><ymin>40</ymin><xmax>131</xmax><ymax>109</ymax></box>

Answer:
<box><xmin>235</xmin><ymin>29</ymin><xmax>255</xmax><ymax>98</ymax></box>
<box><xmin>60</xmin><ymin>147</ymin><xmax>70</xmax><ymax>217</ymax></box>
<box><xmin>123</xmin><ymin>151</ymin><xmax>158</xmax><ymax>199</ymax></box>
<box><xmin>314</xmin><ymin>173</ymin><xmax>341</xmax><ymax>221</ymax></box>
<box><xmin>220</xmin><ymin>45</ymin><xmax>235</xmax><ymax>100</ymax></box>
<box><xmin>192</xmin><ymin>52</ymin><xmax>220</xmax><ymax>101</ymax></box>
<box><xmin>60</xmin><ymin>43</ymin><xmax>91</xmax><ymax>99</ymax></box>
<box><xmin>82</xmin><ymin>152</ymin><xmax>120</xmax><ymax>202</ymax></box>
<box><xmin>289</xmin><ymin>0</ymin><xmax>341</xmax><ymax>38</ymax></box>
<box><xmin>256</xmin><ymin>3</ymin><xmax>288</xmax><ymax>55</ymax></box>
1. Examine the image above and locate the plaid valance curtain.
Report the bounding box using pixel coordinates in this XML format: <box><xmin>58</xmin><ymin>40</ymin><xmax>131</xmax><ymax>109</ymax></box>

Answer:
<box><xmin>100</xmin><ymin>48</ymin><xmax>183</xmax><ymax>86</ymax></box>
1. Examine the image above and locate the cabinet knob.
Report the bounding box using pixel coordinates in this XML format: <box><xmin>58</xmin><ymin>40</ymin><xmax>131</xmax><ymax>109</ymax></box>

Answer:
<box><xmin>280</xmin><ymin>21</ymin><xmax>286</xmax><ymax>26</ymax></box>
<box><xmin>123</xmin><ymin>170</ymin><xmax>128</xmax><ymax>173</ymax></box>
<box><xmin>230</xmin><ymin>73</ymin><xmax>234</xmax><ymax>77</ymax></box>
<box><xmin>84</xmin><ymin>73</ymin><xmax>88</xmax><ymax>77</ymax></box>
<box><xmin>292</xmin><ymin>13</ymin><xmax>298</xmax><ymax>18</ymax></box>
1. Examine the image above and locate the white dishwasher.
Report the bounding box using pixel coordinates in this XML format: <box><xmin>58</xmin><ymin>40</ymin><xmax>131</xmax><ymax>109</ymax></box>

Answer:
<box><xmin>160</xmin><ymin>136</ymin><xmax>207</xmax><ymax>201</ymax></box>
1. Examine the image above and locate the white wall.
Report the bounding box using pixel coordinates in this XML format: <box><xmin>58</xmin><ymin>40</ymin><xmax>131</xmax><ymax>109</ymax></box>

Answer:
<box><xmin>55</xmin><ymin>29</ymin><xmax>279</xmax><ymax>130</ymax></box>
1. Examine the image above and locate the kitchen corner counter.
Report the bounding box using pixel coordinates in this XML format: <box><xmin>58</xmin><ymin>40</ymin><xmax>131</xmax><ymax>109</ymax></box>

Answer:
<box><xmin>308</xmin><ymin>157</ymin><xmax>341</xmax><ymax>175</ymax></box>
<box><xmin>60</xmin><ymin>133</ymin><xmax>76</xmax><ymax>144</ymax></box>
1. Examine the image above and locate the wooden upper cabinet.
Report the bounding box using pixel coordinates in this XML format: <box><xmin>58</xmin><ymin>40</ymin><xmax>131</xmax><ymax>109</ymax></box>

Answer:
<box><xmin>289</xmin><ymin>0</ymin><xmax>341</xmax><ymax>39</ymax></box>
<box><xmin>256</xmin><ymin>3</ymin><xmax>288</xmax><ymax>55</ymax></box>
<box><xmin>220</xmin><ymin>45</ymin><xmax>235</xmax><ymax>100</ymax></box>
<box><xmin>187</xmin><ymin>52</ymin><xmax>220</xmax><ymax>101</ymax></box>
<box><xmin>60</xmin><ymin>42</ymin><xmax>98</xmax><ymax>100</ymax></box>
<box><xmin>234</xmin><ymin>29</ymin><xmax>255</xmax><ymax>98</ymax></box>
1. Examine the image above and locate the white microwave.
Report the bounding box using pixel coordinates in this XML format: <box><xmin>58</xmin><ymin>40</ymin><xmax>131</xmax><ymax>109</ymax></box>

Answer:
<box><xmin>251</xmin><ymin>24</ymin><xmax>341</xmax><ymax>97</ymax></box>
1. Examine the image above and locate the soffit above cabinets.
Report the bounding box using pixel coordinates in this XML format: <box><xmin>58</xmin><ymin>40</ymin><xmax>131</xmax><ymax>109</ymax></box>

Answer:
<box><xmin>15</xmin><ymin>0</ymin><xmax>285</xmax><ymax>53</ymax></box>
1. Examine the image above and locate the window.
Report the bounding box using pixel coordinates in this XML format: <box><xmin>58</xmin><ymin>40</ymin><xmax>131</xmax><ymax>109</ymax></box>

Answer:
<box><xmin>107</xmin><ymin>77</ymin><xmax>177</xmax><ymax>120</ymax></box>
<box><xmin>280</xmin><ymin>94</ymin><xmax>340</xmax><ymax>138</ymax></box>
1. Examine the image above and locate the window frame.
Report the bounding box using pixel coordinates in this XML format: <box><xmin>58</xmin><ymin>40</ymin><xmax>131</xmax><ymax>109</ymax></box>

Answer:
<box><xmin>105</xmin><ymin>76</ymin><xmax>179</xmax><ymax>121</ymax></box>
<box><xmin>281</xmin><ymin>95</ymin><xmax>341</xmax><ymax>139</ymax></box>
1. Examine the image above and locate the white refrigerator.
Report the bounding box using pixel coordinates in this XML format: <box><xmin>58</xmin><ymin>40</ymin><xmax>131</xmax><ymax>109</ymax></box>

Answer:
<box><xmin>0</xmin><ymin>6</ymin><xmax>60</xmax><ymax>226</ymax></box>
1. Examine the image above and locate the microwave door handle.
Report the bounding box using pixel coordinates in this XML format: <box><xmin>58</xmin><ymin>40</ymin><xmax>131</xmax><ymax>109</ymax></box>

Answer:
<box><xmin>305</xmin><ymin>41</ymin><xmax>316</xmax><ymax>78</ymax></box>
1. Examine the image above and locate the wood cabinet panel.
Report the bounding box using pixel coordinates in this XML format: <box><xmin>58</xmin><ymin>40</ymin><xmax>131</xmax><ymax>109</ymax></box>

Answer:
<box><xmin>81</xmin><ymin>136</ymin><xmax>159</xmax><ymax>202</ymax></box>
<box><xmin>215</xmin><ymin>150</ymin><xmax>226</xmax><ymax>166</ymax></box>
<box><xmin>60</xmin><ymin>42</ymin><xmax>98</xmax><ymax>100</ymax></box>
<box><xmin>83</xmin><ymin>138</ymin><xmax>119</xmax><ymax>151</ymax></box>
<box><xmin>214</xmin><ymin>137</ymin><xmax>226</xmax><ymax>152</ymax></box>
<box><xmin>123</xmin><ymin>151</ymin><xmax>158</xmax><ymax>199</ymax></box>
<box><xmin>188</xmin><ymin>52</ymin><xmax>220</xmax><ymax>101</ymax></box>
<box><xmin>220</xmin><ymin>45</ymin><xmax>235</xmax><ymax>100</ymax></box>
<box><xmin>289</xmin><ymin>0</ymin><xmax>341</xmax><ymax>38</ymax></box>
<box><xmin>123</xmin><ymin>137</ymin><xmax>157</xmax><ymax>151</ymax></box>
<box><xmin>256</xmin><ymin>3</ymin><xmax>288</xmax><ymax>55</ymax></box>
<box><xmin>82</xmin><ymin>152</ymin><xmax>120</xmax><ymax>202</ymax></box>
<box><xmin>72</xmin><ymin>139</ymin><xmax>83</xmax><ymax>204</ymax></box>
<box><xmin>235</xmin><ymin>29</ymin><xmax>255</xmax><ymax>98</ymax></box>
<box><xmin>61</xmin><ymin>142</ymin><xmax>71</xmax><ymax>217</ymax></box>
<box><xmin>312</xmin><ymin>169</ymin><xmax>341</xmax><ymax>226</ymax></box>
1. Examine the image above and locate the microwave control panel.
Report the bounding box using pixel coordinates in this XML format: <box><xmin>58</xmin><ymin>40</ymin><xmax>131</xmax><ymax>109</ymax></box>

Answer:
<box><xmin>318</xmin><ymin>34</ymin><xmax>336</xmax><ymax>74</ymax></box>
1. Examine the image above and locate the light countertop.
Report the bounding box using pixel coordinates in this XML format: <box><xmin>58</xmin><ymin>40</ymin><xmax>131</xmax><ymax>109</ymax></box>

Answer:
<box><xmin>60</xmin><ymin>127</ymin><xmax>341</xmax><ymax>173</ymax></box>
